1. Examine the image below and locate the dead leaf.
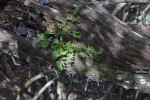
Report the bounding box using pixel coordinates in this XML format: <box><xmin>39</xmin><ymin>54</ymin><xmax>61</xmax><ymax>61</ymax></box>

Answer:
<box><xmin>0</xmin><ymin>20</ymin><xmax>6</xmax><ymax>23</ymax></box>
<box><xmin>50</xmin><ymin>23</ymin><xmax>56</xmax><ymax>29</ymax></box>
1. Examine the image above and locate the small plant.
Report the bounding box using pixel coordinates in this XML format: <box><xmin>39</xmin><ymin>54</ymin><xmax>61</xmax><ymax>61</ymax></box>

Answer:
<box><xmin>87</xmin><ymin>46</ymin><xmax>102</xmax><ymax>64</ymax></box>
<box><xmin>73</xmin><ymin>79</ymin><xmax>80</xmax><ymax>83</ymax></box>
<box><xmin>36</xmin><ymin>4</ymin><xmax>102</xmax><ymax>72</ymax></box>
<box><xmin>85</xmin><ymin>68</ymin><xmax>101</xmax><ymax>81</ymax></box>
<box><xmin>116</xmin><ymin>70</ymin><xmax>124</xmax><ymax>75</ymax></box>
<box><xmin>66</xmin><ymin>17</ymin><xmax>78</xmax><ymax>23</ymax></box>
<box><xmin>72</xmin><ymin>4</ymin><xmax>79</xmax><ymax>15</ymax></box>
<box><xmin>84</xmin><ymin>10</ymin><xmax>89</xmax><ymax>14</ymax></box>
<box><xmin>56</xmin><ymin>24</ymin><xmax>79</xmax><ymax>41</ymax></box>
<box><xmin>36</xmin><ymin>30</ymin><xmax>52</xmax><ymax>48</ymax></box>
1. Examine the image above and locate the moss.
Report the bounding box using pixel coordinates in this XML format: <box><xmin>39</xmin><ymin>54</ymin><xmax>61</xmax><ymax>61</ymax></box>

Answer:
<box><xmin>85</xmin><ymin>68</ymin><xmax>101</xmax><ymax>81</ymax></box>
<box><xmin>105</xmin><ymin>69</ymin><xmax>134</xmax><ymax>82</ymax></box>
<box><xmin>143</xmin><ymin>66</ymin><xmax>150</xmax><ymax>70</ymax></box>
<box><xmin>116</xmin><ymin>70</ymin><xmax>124</xmax><ymax>75</ymax></box>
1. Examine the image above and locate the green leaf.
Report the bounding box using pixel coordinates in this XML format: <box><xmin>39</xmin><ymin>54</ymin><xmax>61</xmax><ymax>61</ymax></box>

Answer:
<box><xmin>57</xmin><ymin>65</ymin><xmax>64</xmax><ymax>72</ymax></box>
<box><xmin>148</xmin><ymin>25</ymin><xmax>150</xmax><ymax>29</ymax></box>
<box><xmin>73</xmin><ymin>79</ymin><xmax>80</xmax><ymax>83</ymax></box>
<box><xmin>47</xmin><ymin>37</ymin><xmax>52</xmax><ymax>42</ymax></box>
<box><xmin>67</xmin><ymin>58</ymin><xmax>73</xmax><ymax>64</ymax></box>
<box><xmin>77</xmin><ymin>52</ymin><xmax>85</xmax><ymax>58</ymax></box>
<box><xmin>141</xmin><ymin>13</ymin><xmax>146</xmax><ymax>19</ymax></box>
<box><xmin>72</xmin><ymin>33</ymin><xmax>79</xmax><ymax>38</ymax></box>
<box><xmin>37</xmin><ymin>34</ymin><xmax>45</xmax><ymax>41</ymax></box>
<box><xmin>64</xmin><ymin>41</ymin><xmax>72</xmax><ymax>50</ymax></box>
<box><xmin>66</xmin><ymin>17</ymin><xmax>77</xmax><ymax>23</ymax></box>
<box><xmin>59</xmin><ymin>50</ymin><xmax>68</xmax><ymax>56</ymax></box>
<box><xmin>88</xmin><ymin>46</ymin><xmax>94</xmax><ymax>52</ymax></box>
<box><xmin>41</xmin><ymin>40</ymin><xmax>49</xmax><ymax>48</ymax></box>
<box><xmin>60</xmin><ymin>36</ymin><xmax>63</xmax><ymax>41</ymax></box>
<box><xmin>52</xmin><ymin>51</ymin><xmax>58</xmax><ymax>61</ymax></box>
<box><xmin>67</xmin><ymin>53</ymin><xmax>74</xmax><ymax>59</ymax></box>
<box><xmin>116</xmin><ymin>70</ymin><xmax>124</xmax><ymax>75</ymax></box>
<box><xmin>51</xmin><ymin>41</ymin><xmax>62</xmax><ymax>49</ymax></box>
<box><xmin>72</xmin><ymin>4</ymin><xmax>79</xmax><ymax>15</ymax></box>
<box><xmin>71</xmin><ymin>30</ymin><xmax>79</xmax><ymax>38</ymax></box>
<box><xmin>35</xmin><ymin>39</ymin><xmax>40</xmax><ymax>44</ymax></box>
<box><xmin>78</xmin><ymin>44</ymin><xmax>86</xmax><ymax>51</ymax></box>
<box><xmin>55</xmin><ymin>17</ymin><xmax>59</xmax><ymax>20</ymax></box>
<box><xmin>73</xmin><ymin>4</ymin><xmax>78</xmax><ymax>8</ymax></box>
<box><xmin>56</xmin><ymin>61</ymin><xmax>65</xmax><ymax>71</ymax></box>
<box><xmin>96</xmin><ymin>51</ymin><xmax>102</xmax><ymax>55</ymax></box>
<box><xmin>45</xmin><ymin>30</ymin><xmax>52</xmax><ymax>34</ymax></box>
<box><xmin>71</xmin><ymin>44</ymin><xmax>79</xmax><ymax>52</ymax></box>
<box><xmin>67</xmin><ymin>53</ymin><xmax>74</xmax><ymax>64</ymax></box>
<box><xmin>53</xmin><ymin>40</ymin><xmax>59</xmax><ymax>44</ymax></box>
<box><xmin>66</xmin><ymin>17</ymin><xmax>72</xmax><ymax>21</ymax></box>
<box><xmin>85</xmin><ymin>10</ymin><xmax>89</xmax><ymax>14</ymax></box>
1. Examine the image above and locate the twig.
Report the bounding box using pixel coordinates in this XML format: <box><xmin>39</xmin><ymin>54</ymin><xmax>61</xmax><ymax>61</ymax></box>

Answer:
<box><xmin>85</xmin><ymin>78</ymin><xmax>89</xmax><ymax>91</ymax></box>
<box><xmin>32</xmin><ymin>77</ymin><xmax>58</xmax><ymax>100</ymax></box>
<box><xmin>11</xmin><ymin>56</ymin><xmax>21</xmax><ymax>66</ymax></box>
<box><xmin>112</xmin><ymin>3</ymin><xmax>127</xmax><ymax>16</ymax></box>
<box><xmin>142</xmin><ymin>3</ymin><xmax>150</xmax><ymax>14</ymax></box>
<box><xmin>25</xmin><ymin>72</ymin><xmax>46</xmax><ymax>88</ymax></box>
<box><xmin>17</xmin><ymin>70</ymin><xmax>52</xmax><ymax>100</ymax></box>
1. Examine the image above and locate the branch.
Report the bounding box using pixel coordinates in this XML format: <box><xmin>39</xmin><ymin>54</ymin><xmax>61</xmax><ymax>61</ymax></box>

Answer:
<box><xmin>32</xmin><ymin>77</ymin><xmax>58</xmax><ymax>100</ymax></box>
<box><xmin>142</xmin><ymin>3</ymin><xmax>150</xmax><ymax>14</ymax></box>
<box><xmin>112</xmin><ymin>3</ymin><xmax>127</xmax><ymax>16</ymax></box>
<box><xmin>24</xmin><ymin>71</ymin><xmax>52</xmax><ymax>88</ymax></box>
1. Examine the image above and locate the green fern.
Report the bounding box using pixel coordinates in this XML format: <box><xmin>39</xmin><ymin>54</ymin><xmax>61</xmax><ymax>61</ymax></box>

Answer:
<box><xmin>78</xmin><ymin>44</ymin><xmax>86</xmax><ymax>51</ymax></box>
<box><xmin>72</xmin><ymin>4</ymin><xmax>79</xmax><ymax>15</ymax></box>
<box><xmin>71</xmin><ymin>30</ymin><xmax>79</xmax><ymax>38</ymax></box>
<box><xmin>67</xmin><ymin>53</ymin><xmax>74</xmax><ymax>64</ymax></box>
<box><xmin>88</xmin><ymin>46</ymin><xmax>94</xmax><ymax>53</ymax></box>
<box><xmin>52</xmin><ymin>51</ymin><xmax>59</xmax><ymax>61</ymax></box>
<box><xmin>45</xmin><ymin>30</ymin><xmax>52</xmax><ymax>34</ymax></box>
<box><xmin>77</xmin><ymin>52</ymin><xmax>85</xmax><ymax>58</ymax></box>
<box><xmin>96</xmin><ymin>51</ymin><xmax>102</xmax><ymax>55</ymax></box>
<box><xmin>36</xmin><ymin>33</ymin><xmax>45</xmax><ymax>44</ymax></box>
<box><xmin>36</xmin><ymin>7</ymin><xmax>103</xmax><ymax>72</ymax></box>
<box><xmin>56</xmin><ymin>61</ymin><xmax>65</xmax><ymax>71</ymax></box>
<box><xmin>41</xmin><ymin>40</ymin><xmax>50</xmax><ymax>48</ymax></box>
<box><xmin>66</xmin><ymin>17</ymin><xmax>77</xmax><ymax>23</ymax></box>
